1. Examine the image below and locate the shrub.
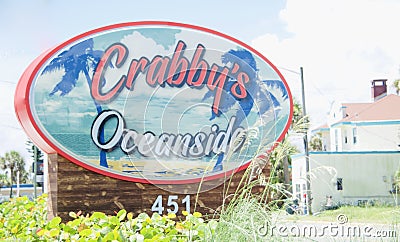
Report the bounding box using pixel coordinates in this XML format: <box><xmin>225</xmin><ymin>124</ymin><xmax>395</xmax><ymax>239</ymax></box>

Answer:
<box><xmin>0</xmin><ymin>194</ymin><xmax>47</xmax><ymax>240</ymax></box>
<box><xmin>0</xmin><ymin>195</ymin><xmax>217</xmax><ymax>241</ymax></box>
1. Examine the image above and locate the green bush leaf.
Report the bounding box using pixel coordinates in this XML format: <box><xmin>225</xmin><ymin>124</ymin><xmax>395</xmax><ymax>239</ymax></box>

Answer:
<box><xmin>79</xmin><ymin>228</ymin><xmax>92</xmax><ymax>237</ymax></box>
<box><xmin>104</xmin><ymin>231</ymin><xmax>115</xmax><ymax>240</ymax></box>
<box><xmin>91</xmin><ymin>211</ymin><xmax>107</xmax><ymax>220</ymax></box>
<box><xmin>69</xmin><ymin>211</ymin><xmax>77</xmax><ymax>219</ymax></box>
<box><xmin>117</xmin><ymin>209</ymin><xmax>127</xmax><ymax>221</ymax></box>
<box><xmin>127</xmin><ymin>212</ymin><xmax>133</xmax><ymax>221</ymax></box>
<box><xmin>48</xmin><ymin>216</ymin><xmax>62</xmax><ymax>229</ymax></box>
<box><xmin>49</xmin><ymin>228</ymin><xmax>60</xmax><ymax>237</ymax></box>
<box><xmin>109</xmin><ymin>216</ymin><xmax>120</xmax><ymax>226</ymax></box>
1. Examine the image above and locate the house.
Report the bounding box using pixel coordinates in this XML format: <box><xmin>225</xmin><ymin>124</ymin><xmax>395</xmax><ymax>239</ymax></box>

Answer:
<box><xmin>292</xmin><ymin>80</ymin><xmax>400</xmax><ymax>213</ymax></box>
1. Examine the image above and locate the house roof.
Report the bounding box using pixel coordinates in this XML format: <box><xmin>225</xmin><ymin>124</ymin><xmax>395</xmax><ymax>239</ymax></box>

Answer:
<box><xmin>338</xmin><ymin>94</ymin><xmax>400</xmax><ymax>123</ymax></box>
<box><xmin>312</xmin><ymin>123</ymin><xmax>329</xmax><ymax>133</ymax></box>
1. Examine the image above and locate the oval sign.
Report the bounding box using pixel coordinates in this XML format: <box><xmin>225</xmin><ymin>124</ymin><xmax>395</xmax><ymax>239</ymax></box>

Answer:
<box><xmin>15</xmin><ymin>21</ymin><xmax>293</xmax><ymax>184</ymax></box>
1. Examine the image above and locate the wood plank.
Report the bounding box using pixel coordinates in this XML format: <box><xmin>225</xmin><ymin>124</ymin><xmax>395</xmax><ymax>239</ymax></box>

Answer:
<box><xmin>49</xmin><ymin>154</ymin><xmax>271</xmax><ymax>221</ymax></box>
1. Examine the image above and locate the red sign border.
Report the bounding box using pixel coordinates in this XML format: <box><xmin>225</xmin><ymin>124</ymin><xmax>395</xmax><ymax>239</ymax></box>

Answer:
<box><xmin>14</xmin><ymin>21</ymin><xmax>293</xmax><ymax>184</ymax></box>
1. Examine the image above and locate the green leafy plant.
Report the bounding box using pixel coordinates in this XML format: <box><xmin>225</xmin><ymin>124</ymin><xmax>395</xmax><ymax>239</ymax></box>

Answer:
<box><xmin>393</xmin><ymin>169</ymin><xmax>400</xmax><ymax>193</ymax></box>
<box><xmin>0</xmin><ymin>194</ymin><xmax>218</xmax><ymax>241</ymax></box>
<box><xmin>0</xmin><ymin>194</ymin><xmax>47</xmax><ymax>240</ymax></box>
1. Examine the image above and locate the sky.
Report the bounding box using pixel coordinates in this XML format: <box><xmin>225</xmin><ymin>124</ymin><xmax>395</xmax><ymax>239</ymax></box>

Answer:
<box><xmin>1</xmin><ymin>0</ymin><xmax>400</xmax><ymax>163</ymax></box>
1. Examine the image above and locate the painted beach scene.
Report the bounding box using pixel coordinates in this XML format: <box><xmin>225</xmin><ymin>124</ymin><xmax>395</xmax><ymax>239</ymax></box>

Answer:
<box><xmin>30</xmin><ymin>24</ymin><xmax>292</xmax><ymax>183</ymax></box>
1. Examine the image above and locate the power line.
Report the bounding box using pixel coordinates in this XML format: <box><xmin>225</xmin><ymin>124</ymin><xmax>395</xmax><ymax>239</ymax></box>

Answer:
<box><xmin>278</xmin><ymin>66</ymin><xmax>300</xmax><ymax>75</ymax></box>
<box><xmin>278</xmin><ymin>66</ymin><xmax>335</xmax><ymax>115</ymax></box>
<box><xmin>0</xmin><ymin>124</ymin><xmax>22</xmax><ymax>130</ymax></box>
<box><xmin>0</xmin><ymin>80</ymin><xmax>17</xmax><ymax>85</ymax></box>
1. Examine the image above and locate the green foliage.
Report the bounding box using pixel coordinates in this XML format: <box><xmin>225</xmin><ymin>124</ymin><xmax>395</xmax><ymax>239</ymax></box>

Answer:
<box><xmin>394</xmin><ymin>79</ymin><xmax>400</xmax><ymax>95</ymax></box>
<box><xmin>0</xmin><ymin>174</ymin><xmax>10</xmax><ymax>188</ymax></box>
<box><xmin>268</xmin><ymin>113</ymin><xmax>306</xmax><ymax>186</ymax></box>
<box><xmin>283</xmin><ymin>205</ymin><xmax>400</xmax><ymax>224</ymax></box>
<box><xmin>393</xmin><ymin>169</ymin><xmax>400</xmax><ymax>192</ymax></box>
<box><xmin>309</xmin><ymin>132</ymin><xmax>323</xmax><ymax>151</ymax></box>
<box><xmin>216</xmin><ymin>194</ymin><xmax>271</xmax><ymax>241</ymax></box>
<box><xmin>291</xmin><ymin>100</ymin><xmax>303</xmax><ymax>126</ymax></box>
<box><xmin>26</xmin><ymin>140</ymin><xmax>44</xmax><ymax>162</ymax></box>
<box><xmin>0</xmin><ymin>151</ymin><xmax>30</xmax><ymax>197</ymax></box>
<box><xmin>269</xmin><ymin>138</ymin><xmax>298</xmax><ymax>185</ymax></box>
<box><xmin>0</xmin><ymin>194</ymin><xmax>47</xmax><ymax>240</ymax></box>
<box><xmin>0</xmin><ymin>195</ymin><xmax>216</xmax><ymax>241</ymax></box>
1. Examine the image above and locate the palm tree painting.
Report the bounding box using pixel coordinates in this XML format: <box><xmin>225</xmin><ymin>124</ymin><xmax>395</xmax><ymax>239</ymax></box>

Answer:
<box><xmin>41</xmin><ymin>39</ymin><xmax>109</xmax><ymax>168</ymax></box>
<box><xmin>202</xmin><ymin>49</ymin><xmax>289</xmax><ymax>171</ymax></box>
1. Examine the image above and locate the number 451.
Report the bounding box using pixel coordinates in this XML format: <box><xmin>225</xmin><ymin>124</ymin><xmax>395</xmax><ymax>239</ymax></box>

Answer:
<box><xmin>151</xmin><ymin>195</ymin><xmax>190</xmax><ymax>214</ymax></box>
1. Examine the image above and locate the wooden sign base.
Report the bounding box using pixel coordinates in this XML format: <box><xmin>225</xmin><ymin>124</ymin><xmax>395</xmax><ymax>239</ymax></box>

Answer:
<box><xmin>47</xmin><ymin>154</ymin><xmax>270</xmax><ymax>221</ymax></box>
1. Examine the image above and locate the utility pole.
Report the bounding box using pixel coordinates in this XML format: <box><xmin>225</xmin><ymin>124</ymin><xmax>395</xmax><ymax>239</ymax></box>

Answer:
<box><xmin>16</xmin><ymin>170</ymin><xmax>20</xmax><ymax>197</ymax></box>
<box><xmin>300</xmin><ymin>67</ymin><xmax>312</xmax><ymax>215</ymax></box>
<box><xmin>33</xmin><ymin>146</ymin><xmax>37</xmax><ymax>199</ymax></box>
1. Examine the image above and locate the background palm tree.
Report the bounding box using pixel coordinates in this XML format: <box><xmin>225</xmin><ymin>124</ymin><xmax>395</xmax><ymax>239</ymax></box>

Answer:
<box><xmin>0</xmin><ymin>174</ymin><xmax>10</xmax><ymax>186</ymax></box>
<box><xmin>248</xmin><ymin>100</ymin><xmax>305</xmax><ymax>202</ymax></box>
<box><xmin>0</xmin><ymin>151</ymin><xmax>28</xmax><ymax>198</ymax></box>
<box><xmin>268</xmin><ymin>102</ymin><xmax>304</xmax><ymax>186</ymax></box>
<box><xmin>393</xmin><ymin>169</ymin><xmax>400</xmax><ymax>191</ymax></box>
<box><xmin>393</xmin><ymin>79</ymin><xmax>400</xmax><ymax>95</ymax></box>
<box><xmin>309</xmin><ymin>132</ymin><xmax>323</xmax><ymax>151</ymax></box>
<box><xmin>0</xmin><ymin>173</ymin><xmax>10</xmax><ymax>202</ymax></box>
<box><xmin>42</xmin><ymin>39</ymin><xmax>109</xmax><ymax>167</ymax></box>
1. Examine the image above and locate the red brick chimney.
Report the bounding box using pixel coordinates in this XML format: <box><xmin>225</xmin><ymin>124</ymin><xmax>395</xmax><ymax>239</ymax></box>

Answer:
<box><xmin>371</xmin><ymin>79</ymin><xmax>387</xmax><ymax>101</ymax></box>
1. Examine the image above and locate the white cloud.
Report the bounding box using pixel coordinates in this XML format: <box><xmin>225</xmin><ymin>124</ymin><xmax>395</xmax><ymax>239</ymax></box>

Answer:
<box><xmin>251</xmin><ymin>0</ymin><xmax>400</xmax><ymax>127</ymax></box>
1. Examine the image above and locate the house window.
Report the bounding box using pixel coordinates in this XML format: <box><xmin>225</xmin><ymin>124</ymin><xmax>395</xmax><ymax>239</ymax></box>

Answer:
<box><xmin>352</xmin><ymin>128</ymin><xmax>357</xmax><ymax>144</ymax></box>
<box><xmin>295</xmin><ymin>184</ymin><xmax>301</xmax><ymax>200</ymax></box>
<box><xmin>296</xmin><ymin>184</ymin><xmax>300</xmax><ymax>193</ymax></box>
<box><xmin>334</xmin><ymin>129</ymin><xmax>339</xmax><ymax>151</ymax></box>
<box><xmin>344</xmin><ymin>130</ymin><xmax>348</xmax><ymax>144</ymax></box>
<box><xmin>337</xmin><ymin>178</ymin><xmax>343</xmax><ymax>190</ymax></box>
